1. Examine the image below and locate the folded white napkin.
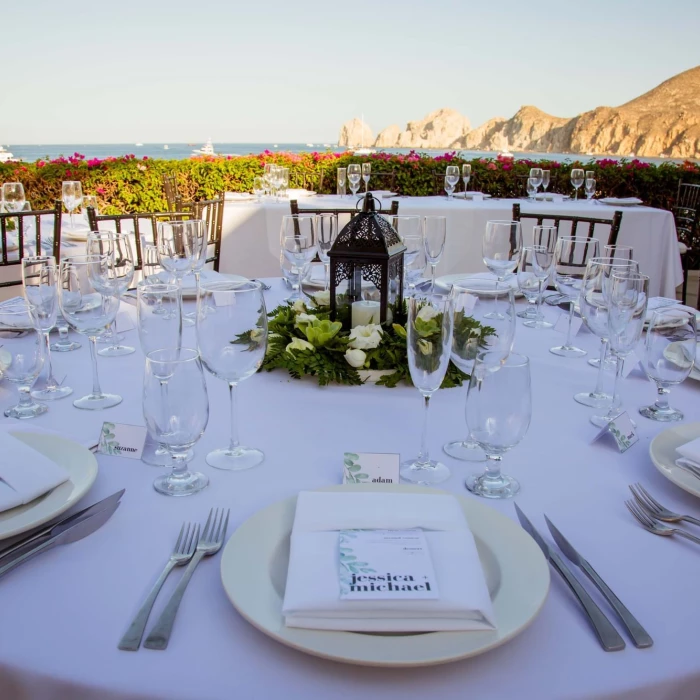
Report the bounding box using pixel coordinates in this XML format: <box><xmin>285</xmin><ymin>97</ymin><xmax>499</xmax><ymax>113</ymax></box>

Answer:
<box><xmin>599</xmin><ymin>197</ymin><xmax>643</xmax><ymax>205</ymax></box>
<box><xmin>453</xmin><ymin>191</ymin><xmax>485</xmax><ymax>201</ymax></box>
<box><xmin>282</xmin><ymin>491</ymin><xmax>496</xmax><ymax>632</ymax></box>
<box><xmin>676</xmin><ymin>437</ymin><xmax>700</xmax><ymax>470</ymax></box>
<box><xmin>0</xmin><ymin>431</ymin><xmax>70</xmax><ymax>513</ymax></box>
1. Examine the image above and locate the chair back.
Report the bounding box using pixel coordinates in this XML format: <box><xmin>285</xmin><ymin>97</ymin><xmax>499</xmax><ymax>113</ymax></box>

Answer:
<box><xmin>193</xmin><ymin>194</ymin><xmax>225</xmax><ymax>271</ymax></box>
<box><xmin>673</xmin><ymin>181</ymin><xmax>700</xmax><ymax>248</ymax></box>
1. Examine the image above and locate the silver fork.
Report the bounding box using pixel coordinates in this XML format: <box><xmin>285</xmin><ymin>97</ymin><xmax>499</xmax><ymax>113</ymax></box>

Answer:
<box><xmin>118</xmin><ymin>522</ymin><xmax>199</xmax><ymax>651</ymax></box>
<box><xmin>625</xmin><ymin>499</ymin><xmax>700</xmax><ymax>545</ymax></box>
<box><xmin>144</xmin><ymin>508</ymin><xmax>230</xmax><ymax>650</ymax></box>
<box><xmin>629</xmin><ymin>483</ymin><xmax>700</xmax><ymax>527</ymax></box>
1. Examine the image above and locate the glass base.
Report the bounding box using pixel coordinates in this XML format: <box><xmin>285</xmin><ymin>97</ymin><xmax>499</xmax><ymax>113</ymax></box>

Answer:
<box><xmin>153</xmin><ymin>470</ymin><xmax>209</xmax><ymax>497</ymax></box>
<box><xmin>96</xmin><ymin>332</ymin><xmax>125</xmax><ymax>345</ymax></box>
<box><xmin>4</xmin><ymin>401</ymin><xmax>48</xmax><ymax>419</ymax></box>
<box><xmin>590</xmin><ymin>410</ymin><xmax>635</xmax><ymax>428</ymax></box>
<box><xmin>483</xmin><ymin>311</ymin><xmax>506</xmax><ymax>321</ymax></box>
<box><xmin>465</xmin><ymin>472</ymin><xmax>520</xmax><ymax>499</ymax></box>
<box><xmin>73</xmin><ymin>392</ymin><xmax>123</xmax><ymax>410</ymax></box>
<box><xmin>142</xmin><ymin>444</ymin><xmax>194</xmax><ymax>466</ymax></box>
<box><xmin>31</xmin><ymin>384</ymin><xmax>73</xmax><ymax>401</ymax></box>
<box><xmin>550</xmin><ymin>345</ymin><xmax>587</xmax><ymax>358</ymax></box>
<box><xmin>50</xmin><ymin>340</ymin><xmax>81</xmax><ymax>352</ymax></box>
<box><xmin>574</xmin><ymin>390</ymin><xmax>612</xmax><ymax>408</ymax></box>
<box><xmin>443</xmin><ymin>439</ymin><xmax>486</xmax><ymax>462</ymax></box>
<box><xmin>206</xmin><ymin>446</ymin><xmax>264</xmax><ymax>471</ymax></box>
<box><xmin>400</xmin><ymin>458</ymin><xmax>451</xmax><ymax>484</ymax></box>
<box><xmin>523</xmin><ymin>318</ymin><xmax>553</xmax><ymax>329</ymax></box>
<box><xmin>517</xmin><ymin>307</ymin><xmax>538</xmax><ymax>319</ymax></box>
<box><xmin>588</xmin><ymin>357</ymin><xmax>617</xmax><ymax>370</ymax></box>
<box><xmin>639</xmin><ymin>404</ymin><xmax>683</xmax><ymax>422</ymax></box>
<box><xmin>98</xmin><ymin>345</ymin><xmax>135</xmax><ymax>357</ymax></box>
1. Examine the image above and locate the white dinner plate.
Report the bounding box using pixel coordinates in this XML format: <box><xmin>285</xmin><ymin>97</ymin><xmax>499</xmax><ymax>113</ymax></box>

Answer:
<box><xmin>649</xmin><ymin>423</ymin><xmax>700</xmax><ymax>498</ymax></box>
<box><xmin>220</xmin><ymin>483</ymin><xmax>549</xmax><ymax>667</ymax></box>
<box><xmin>63</xmin><ymin>228</ymin><xmax>90</xmax><ymax>242</ymax></box>
<box><xmin>452</xmin><ymin>192</ymin><xmax>492</xmax><ymax>200</ymax></box>
<box><xmin>287</xmin><ymin>189</ymin><xmax>317</xmax><ymax>199</ymax></box>
<box><xmin>599</xmin><ymin>197</ymin><xmax>643</xmax><ymax>207</ymax></box>
<box><xmin>435</xmin><ymin>272</ymin><xmax>523</xmax><ymax>298</ymax></box>
<box><xmin>0</xmin><ymin>431</ymin><xmax>98</xmax><ymax>540</ymax></box>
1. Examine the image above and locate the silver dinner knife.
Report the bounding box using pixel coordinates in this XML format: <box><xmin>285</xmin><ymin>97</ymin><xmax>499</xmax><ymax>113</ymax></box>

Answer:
<box><xmin>514</xmin><ymin>504</ymin><xmax>625</xmax><ymax>651</ymax></box>
<box><xmin>544</xmin><ymin>515</ymin><xmax>652</xmax><ymax>648</ymax></box>
<box><xmin>0</xmin><ymin>500</ymin><xmax>120</xmax><ymax>580</ymax></box>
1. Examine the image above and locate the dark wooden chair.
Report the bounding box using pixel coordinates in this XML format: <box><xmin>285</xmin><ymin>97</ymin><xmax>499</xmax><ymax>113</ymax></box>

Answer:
<box><xmin>192</xmin><ymin>193</ymin><xmax>225</xmax><ymax>271</ymax></box>
<box><xmin>0</xmin><ymin>201</ymin><xmax>63</xmax><ymax>289</ymax></box>
<box><xmin>163</xmin><ymin>174</ymin><xmax>194</xmax><ymax>212</ymax></box>
<box><xmin>673</xmin><ymin>181</ymin><xmax>700</xmax><ymax>307</ymax></box>
<box><xmin>290</xmin><ymin>199</ymin><xmax>399</xmax><ymax>220</ymax></box>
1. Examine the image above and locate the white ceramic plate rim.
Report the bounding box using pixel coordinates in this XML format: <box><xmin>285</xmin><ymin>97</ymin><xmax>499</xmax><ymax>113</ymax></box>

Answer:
<box><xmin>220</xmin><ymin>484</ymin><xmax>550</xmax><ymax>667</ymax></box>
<box><xmin>649</xmin><ymin>422</ymin><xmax>700</xmax><ymax>498</ymax></box>
<box><xmin>179</xmin><ymin>273</ymin><xmax>248</xmax><ymax>298</ymax></box>
<box><xmin>599</xmin><ymin>198</ymin><xmax>642</xmax><ymax>206</ymax></box>
<box><xmin>0</xmin><ymin>432</ymin><xmax>98</xmax><ymax>540</ymax></box>
<box><xmin>435</xmin><ymin>273</ymin><xmax>523</xmax><ymax>298</ymax></box>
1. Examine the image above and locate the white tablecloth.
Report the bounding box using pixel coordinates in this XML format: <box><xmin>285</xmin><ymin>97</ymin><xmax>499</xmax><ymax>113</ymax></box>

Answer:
<box><xmin>219</xmin><ymin>196</ymin><xmax>684</xmax><ymax>298</ymax></box>
<box><xmin>0</xmin><ymin>283</ymin><xmax>699</xmax><ymax>699</ymax></box>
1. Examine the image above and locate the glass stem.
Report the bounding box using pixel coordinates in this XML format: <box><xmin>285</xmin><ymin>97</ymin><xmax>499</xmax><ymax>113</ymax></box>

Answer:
<box><xmin>89</xmin><ymin>336</ymin><xmax>104</xmax><ymax>398</ymax></box>
<box><xmin>43</xmin><ymin>331</ymin><xmax>58</xmax><ymax>389</ymax></box>
<box><xmin>535</xmin><ymin>280</ymin><xmax>545</xmax><ymax>319</ymax></box>
<box><xmin>170</xmin><ymin>452</ymin><xmax>188</xmax><ymax>478</ymax></box>
<box><xmin>431</xmin><ymin>264</ymin><xmax>436</xmax><ymax>291</ymax></box>
<box><xmin>420</xmin><ymin>394</ymin><xmax>431</xmax><ymax>465</ymax></box>
<box><xmin>592</xmin><ymin>338</ymin><xmax>608</xmax><ymax>396</ymax></box>
<box><xmin>484</xmin><ymin>454</ymin><xmax>503</xmax><ymax>482</ymax></box>
<box><xmin>564</xmin><ymin>301</ymin><xmax>575</xmax><ymax>348</ymax></box>
<box><xmin>110</xmin><ymin>294</ymin><xmax>122</xmax><ymax>348</ymax></box>
<box><xmin>228</xmin><ymin>382</ymin><xmax>240</xmax><ymax>454</ymax></box>
<box><xmin>654</xmin><ymin>384</ymin><xmax>671</xmax><ymax>411</ymax></box>
<box><xmin>58</xmin><ymin>325</ymin><xmax>69</xmax><ymax>343</ymax></box>
<box><xmin>18</xmin><ymin>385</ymin><xmax>34</xmax><ymax>408</ymax></box>
<box><xmin>606</xmin><ymin>352</ymin><xmax>625</xmax><ymax>420</ymax></box>
<box><xmin>324</xmin><ymin>263</ymin><xmax>330</xmax><ymax>291</ymax></box>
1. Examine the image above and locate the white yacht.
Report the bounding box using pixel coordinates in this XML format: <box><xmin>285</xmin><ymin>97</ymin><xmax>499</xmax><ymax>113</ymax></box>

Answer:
<box><xmin>164</xmin><ymin>145</ymin><xmax>169</xmax><ymax>150</ymax></box>
<box><xmin>352</xmin><ymin>114</ymin><xmax>376</xmax><ymax>155</ymax></box>
<box><xmin>0</xmin><ymin>145</ymin><xmax>15</xmax><ymax>162</ymax></box>
<box><xmin>192</xmin><ymin>138</ymin><xmax>216</xmax><ymax>156</ymax></box>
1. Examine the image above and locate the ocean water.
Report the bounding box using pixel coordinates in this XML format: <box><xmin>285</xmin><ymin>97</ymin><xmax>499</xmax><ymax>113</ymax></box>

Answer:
<box><xmin>0</xmin><ymin>142</ymin><xmax>687</xmax><ymax>165</ymax></box>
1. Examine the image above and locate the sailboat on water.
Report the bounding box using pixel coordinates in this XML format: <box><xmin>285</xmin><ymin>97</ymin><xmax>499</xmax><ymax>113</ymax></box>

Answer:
<box><xmin>353</xmin><ymin>113</ymin><xmax>375</xmax><ymax>155</ymax></box>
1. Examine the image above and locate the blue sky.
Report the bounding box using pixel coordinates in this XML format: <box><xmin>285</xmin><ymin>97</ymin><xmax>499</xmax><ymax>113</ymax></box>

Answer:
<box><xmin>1</xmin><ymin>0</ymin><xmax>698</xmax><ymax>144</ymax></box>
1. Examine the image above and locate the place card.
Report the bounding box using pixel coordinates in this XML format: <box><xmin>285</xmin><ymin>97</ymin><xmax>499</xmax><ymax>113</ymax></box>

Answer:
<box><xmin>97</xmin><ymin>421</ymin><xmax>148</xmax><ymax>460</ymax></box>
<box><xmin>343</xmin><ymin>452</ymin><xmax>400</xmax><ymax>484</ymax></box>
<box><xmin>621</xmin><ymin>350</ymin><xmax>641</xmax><ymax>379</ymax></box>
<box><xmin>116</xmin><ymin>306</ymin><xmax>137</xmax><ymax>332</ymax></box>
<box><xmin>553</xmin><ymin>311</ymin><xmax>582</xmax><ymax>337</ymax></box>
<box><xmin>338</xmin><ymin>529</ymin><xmax>439</xmax><ymax>600</ymax></box>
<box><xmin>460</xmin><ymin>293</ymin><xmax>478</xmax><ymax>313</ymax></box>
<box><xmin>591</xmin><ymin>412</ymin><xmax>638</xmax><ymax>453</ymax></box>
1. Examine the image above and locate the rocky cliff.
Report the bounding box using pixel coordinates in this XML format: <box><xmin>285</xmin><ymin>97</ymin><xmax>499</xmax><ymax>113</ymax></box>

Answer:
<box><xmin>337</xmin><ymin>118</ymin><xmax>374</xmax><ymax>148</ymax></box>
<box><xmin>375</xmin><ymin>109</ymin><xmax>470</xmax><ymax>149</ymax></box>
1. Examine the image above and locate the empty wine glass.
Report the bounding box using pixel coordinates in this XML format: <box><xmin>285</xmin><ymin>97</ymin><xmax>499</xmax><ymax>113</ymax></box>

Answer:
<box><xmin>482</xmin><ymin>220</ymin><xmax>522</xmax><ymax>319</ymax></box>
<box><xmin>62</xmin><ymin>181</ymin><xmax>83</xmax><ymax>230</ymax></box>
<box><xmin>444</xmin><ymin>279</ymin><xmax>515</xmax><ymax>462</ymax></box>
<box><xmin>591</xmin><ymin>272</ymin><xmax>649</xmax><ymax>427</ymax></box>
<box><xmin>639</xmin><ymin>308</ymin><xmax>696</xmax><ymax>422</ymax></box>
<box><xmin>280</xmin><ymin>249</ymin><xmax>301</xmax><ymax>290</ymax></box>
<box><xmin>337</xmin><ymin>167</ymin><xmax>347</xmax><ymax>197</ymax></box>
<box><xmin>586</xmin><ymin>170</ymin><xmax>595</xmax><ymax>181</ymax></box>
<box><xmin>526</xmin><ymin>178</ymin><xmax>538</xmax><ymax>200</ymax></box>
<box><xmin>529</xmin><ymin>168</ymin><xmax>543</xmax><ymax>192</ymax></box>
<box><xmin>518</xmin><ymin>246</ymin><xmax>555</xmax><ymax>328</ymax></box>
<box><xmin>253</xmin><ymin>176</ymin><xmax>265</xmax><ymax>201</ymax></box>
<box><xmin>82</xmin><ymin>195</ymin><xmax>99</xmax><ymax>216</ymax></box>
<box><xmin>22</xmin><ymin>256</ymin><xmax>72</xmax><ymax>400</ymax></box>
<box><xmin>603</xmin><ymin>244</ymin><xmax>634</xmax><ymax>261</ymax></box>
<box><xmin>0</xmin><ymin>303</ymin><xmax>46</xmax><ymax>419</ymax></box>
<box><xmin>316</xmin><ymin>213</ymin><xmax>338</xmax><ymax>290</ymax></box>
<box><xmin>466</xmin><ymin>352</ymin><xmax>532</xmax><ymax>499</ymax></box>
<box><xmin>143</xmin><ymin>348</ymin><xmax>209</xmax><ymax>496</ymax></box>
<box><xmin>137</xmin><ymin>282</ymin><xmax>182</xmax><ymax>355</ymax></box>
<box><xmin>445</xmin><ymin>166</ymin><xmax>459</xmax><ymax>199</ymax></box>
<box><xmin>59</xmin><ymin>254</ymin><xmax>122</xmax><ymax>410</ymax></box>
<box><xmin>403</xmin><ymin>234</ymin><xmax>426</xmax><ymax>295</ymax></box>
<box><xmin>423</xmin><ymin>216</ymin><xmax>447</xmax><ymax>290</ymax></box>
<box><xmin>50</xmin><ymin>318</ymin><xmax>81</xmax><ymax>352</ymax></box>
<box><xmin>347</xmin><ymin>164</ymin><xmax>361</xmax><ymax>196</ymax></box>
<box><xmin>550</xmin><ymin>236</ymin><xmax>600</xmax><ymax>357</ymax></box>
<box><xmin>157</xmin><ymin>219</ymin><xmax>199</xmax><ymax>316</ymax></box>
<box><xmin>400</xmin><ymin>293</ymin><xmax>454</xmax><ymax>484</ymax></box>
<box><xmin>280</xmin><ymin>215</ymin><xmax>316</xmax><ymax>302</ymax></box>
<box><xmin>182</xmin><ymin>219</ymin><xmax>206</xmax><ymax>326</ymax></box>
<box><xmin>541</xmin><ymin>170</ymin><xmax>551</xmax><ymax>192</ymax></box>
<box><xmin>462</xmin><ymin>164</ymin><xmax>471</xmax><ymax>191</ymax></box>
<box><xmin>570</xmin><ymin>169</ymin><xmax>584</xmax><ymax>199</ymax></box>
<box><xmin>2</xmin><ymin>182</ymin><xmax>25</xmax><ymax>212</ymax></box>
<box><xmin>362</xmin><ymin>162</ymin><xmax>371</xmax><ymax>192</ymax></box>
<box><xmin>443</xmin><ymin>176</ymin><xmax>456</xmax><ymax>200</ymax></box>
<box><xmin>585</xmin><ymin>177</ymin><xmax>596</xmax><ymax>200</ymax></box>
<box><xmin>197</xmin><ymin>280</ymin><xmax>268</xmax><ymax>470</ymax></box>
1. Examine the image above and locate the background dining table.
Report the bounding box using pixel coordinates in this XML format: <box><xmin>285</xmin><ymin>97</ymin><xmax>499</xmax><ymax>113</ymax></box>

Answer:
<box><xmin>0</xmin><ymin>279</ymin><xmax>699</xmax><ymax>700</ymax></box>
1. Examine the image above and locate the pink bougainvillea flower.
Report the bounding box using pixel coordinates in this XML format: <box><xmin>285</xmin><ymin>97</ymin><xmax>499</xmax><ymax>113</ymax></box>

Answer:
<box><xmin>96</xmin><ymin>187</ymin><xmax>106</xmax><ymax>195</ymax></box>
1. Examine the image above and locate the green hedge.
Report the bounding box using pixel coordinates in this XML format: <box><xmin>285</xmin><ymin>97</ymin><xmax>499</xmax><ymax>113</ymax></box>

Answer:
<box><xmin>2</xmin><ymin>150</ymin><xmax>698</xmax><ymax>215</ymax></box>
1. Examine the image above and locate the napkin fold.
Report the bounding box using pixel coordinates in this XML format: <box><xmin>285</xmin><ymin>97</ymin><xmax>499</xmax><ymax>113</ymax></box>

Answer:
<box><xmin>676</xmin><ymin>437</ymin><xmax>700</xmax><ymax>470</ymax></box>
<box><xmin>0</xmin><ymin>431</ymin><xmax>70</xmax><ymax>513</ymax></box>
<box><xmin>282</xmin><ymin>491</ymin><xmax>496</xmax><ymax>632</ymax></box>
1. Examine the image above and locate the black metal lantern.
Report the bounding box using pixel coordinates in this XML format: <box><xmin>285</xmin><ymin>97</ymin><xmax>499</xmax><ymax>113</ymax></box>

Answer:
<box><xmin>329</xmin><ymin>194</ymin><xmax>406</xmax><ymax>327</ymax></box>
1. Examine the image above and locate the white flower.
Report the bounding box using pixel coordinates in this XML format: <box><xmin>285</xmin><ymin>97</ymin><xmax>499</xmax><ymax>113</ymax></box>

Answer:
<box><xmin>286</xmin><ymin>337</ymin><xmax>314</xmax><ymax>354</ymax></box>
<box><xmin>344</xmin><ymin>348</ymin><xmax>367</xmax><ymax>368</ymax></box>
<box><xmin>250</xmin><ymin>328</ymin><xmax>265</xmax><ymax>342</ymax></box>
<box><xmin>291</xmin><ymin>300</ymin><xmax>306</xmax><ymax>313</ymax></box>
<box><xmin>294</xmin><ymin>313</ymin><xmax>317</xmax><ymax>327</ymax></box>
<box><xmin>417</xmin><ymin>339</ymin><xmax>433</xmax><ymax>355</ymax></box>
<box><xmin>416</xmin><ymin>305</ymin><xmax>439</xmax><ymax>322</ymax></box>
<box><xmin>312</xmin><ymin>290</ymin><xmax>331</xmax><ymax>306</ymax></box>
<box><xmin>0</xmin><ymin>348</ymin><xmax>12</xmax><ymax>372</ymax></box>
<box><xmin>348</xmin><ymin>324</ymin><xmax>383</xmax><ymax>350</ymax></box>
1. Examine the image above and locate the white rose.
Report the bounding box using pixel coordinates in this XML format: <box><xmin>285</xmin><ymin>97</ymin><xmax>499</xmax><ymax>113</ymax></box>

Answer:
<box><xmin>417</xmin><ymin>339</ymin><xmax>433</xmax><ymax>355</ymax></box>
<box><xmin>348</xmin><ymin>324</ymin><xmax>383</xmax><ymax>350</ymax></box>
<box><xmin>286</xmin><ymin>337</ymin><xmax>314</xmax><ymax>354</ymax></box>
<box><xmin>416</xmin><ymin>305</ymin><xmax>439</xmax><ymax>322</ymax></box>
<box><xmin>291</xmin><ymin>300</ymin><xmax>306</xmax><ymax>313</ymax></box>
<box><xmin>312</xmin><ymin>290</ymin><xmax>331</xmax><ymax>306</ymax></box>
<box><xmin>344</xmin><ymin>348</ymin><xmax>367</xmax><ymax>368</ymax></box>
<box><xmin>294</xmin><ymin>313</ymin><xmax>317</xmax><ymax>327</ymax></box>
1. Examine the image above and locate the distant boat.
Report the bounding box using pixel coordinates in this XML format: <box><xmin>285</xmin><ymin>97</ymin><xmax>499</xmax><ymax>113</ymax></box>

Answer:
<box><xmin>306</xmin><ymin>143</ymin><xmax>314</xmax><ymax>147</ymax></box>
<box><xmin>0</xmin><ymin>145</ymin><xmax>14</xmax><ymax>162</ymax></box>
<box><xmin>352</xmin><ymin>113</ymin><xmax>376</xmax><ymax>155</ymax></box>
<box><xmin>192</xmin><ymin>138</ymin><xmax>216</xmax><ymax>156</ymax></box>
<box><xmin>164</xmin><ymin>145</ymin><xmax>169</xmax><ymax>150</ymax></box>
<box><xmin>273</xmin><ymin>144</ymin><xmax>279</xmax><ymax>148</ymax></box>
<box><xmin>135</xmin><ymin>143</ymin><xmax>143</xmax><ymax>147</ymax></box>
<box><xmin>323</xmin><ymin>143</ymin><xmax>331</xmax><ymax>147</ymax></box>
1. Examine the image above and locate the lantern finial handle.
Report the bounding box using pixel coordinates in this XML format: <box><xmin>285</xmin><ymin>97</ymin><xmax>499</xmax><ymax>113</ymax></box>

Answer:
<box><xmin>359</xmin><ymin>192</ymin><xmax>378</xmax><ymax>213</ymax></box>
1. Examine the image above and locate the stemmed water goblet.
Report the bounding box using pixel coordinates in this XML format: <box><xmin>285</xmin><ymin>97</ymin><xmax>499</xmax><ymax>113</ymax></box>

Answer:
<box><xmin>465</xmin><ymin>352</ymin><xmax>532</xmax><ymax>499</ymax></box>
<box><xmin>59</xmin><ymin>254</ymin><xmax>122</xmax><ymax>410</ymax></box>
<box><xmin>253</xmin><ymin>176</ymin><xmax>265</xmax><ymax>201</ymax></box>
<box><xmin>529</xmin><ymin>168</ymin><xmax>543</xmax><ymax>194</ymax></box>
<box><xmin>403</xmin><ymin>235</ymin><xmax>426</xmax><ymax>295</ymax></box>
<box><xmin>347</xmin><ymin>164</ymin><xmax>361</xmax><ymax>196</ymax></box>
<box><xmin>337</xmin><ymin>167</ymin><xmax>347</xmax><ymax>197</ymax></box>
<box><xmin>639</xmin><ymin>308</ymin><xmax>696</xmax><ymax>422</ymax></box>
<box><xmin>62</xmin><ymin>181</ymin><xmax>83</xmax><ymax>231</ymax></box>
<box><xmin>400</xmin><ymin>293</ymin><xmax>454</xmax><ymax>484</ymax></box>
<box><xmin>157</xmin><ymin>219</ymin><xmax>200</xmax><ymax>316</ymax></box>
<box><xmin>482</xmin><ymin>219</ymin><xmax>522</xmax><ymax>319</ymax></box>
<box><xmin>316</xmin><ymin>213</ymin><xmax>338</xmax><ymax>291</ymax></box>
<box><xmin>585</xmin><ymin>177</ymin><xmax>596</xmax><ymax>201</ymax></box>
<box><xmin>280</xmin><ymin>215</ymin><xmax>316</xmax><ymax>302</ymax></box>
<box><xmin>443</xmin><ymin>279</ymin><xmax>515</xmax><ymax>462</ymax></box>
<box><xmin>570</xmin><ymin>169</ymin><xmax>584</xmax><ymax>199</ymax></box>
<box><xmin>603</xmin><ymin>244</ymin><xmax>634</xmax><ymax>261</ymax></box>
<box><xmin>462</xmin><ymin>164</ymin><xmax>471</xmax><ymax>192</ymax></box>
<box><xmin>526</xmin><ymin>178</ymin><xmax>538</xmax><ymax>200</ymax></box>
<box><xmin>445</xmin><ymin>166</ymin><xmax>459</xmax><ymax>200</ymax></box>
<box><xmin>517</xmin><ymin>224</ymin><xmax>556</xmax><ymax>323</ymax></box>
<box><xmin>182</xmin><ymin>220</ymin><xmax>206</xmax><ymax>326</ymax></box>
<box><xmin>0</xmin><ymin>303</ymin><xmax>46</xmax><ymax>419</ymax></box>
<box><xmin>549</xmin><ymin>236</ymin><xmax>600</xmax><ymax>357</ymax></box>
<box><xmin>2</xmin><ymin>182</ymin><xmax>25</xmax><ymax>212</ymax></box>
<box><xmin>590</xmin><ymin>272</ymin><xmax>649</xmax><ymax>427</ymax></box>
<box><xmin>361</xmin><ymin>162</ymin><xmax>371</xmax><ymax>192</ymax></box>
<box><xmin>143</xmin><ymin>348</ymin><xmax>209</xmax><ymax>496</ymax></box>
<box><xmin>22</xmin><ymin>256</ymin><xmax>72</xmax><ymax>400</ymax></box>
<box><xmin>423</xmin><ymin>216</ymin><xmax>446</xmax><ymax>290</ymax></box>
<box><xmin>50</xmin><ymin>319</ymin><xmax>81</xmax><ymax>352</ymax></box>
<box><xmin>541</xmin><ymin>170</ymin><xmax>550</xmax><ymax>192</ymax></box>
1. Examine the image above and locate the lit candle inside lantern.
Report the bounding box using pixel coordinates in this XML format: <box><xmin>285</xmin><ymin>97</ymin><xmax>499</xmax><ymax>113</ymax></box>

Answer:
<box><xmin>351</xmin><ymin>300</ymin><xmax>381</xmax><ymax>327</ymax></box>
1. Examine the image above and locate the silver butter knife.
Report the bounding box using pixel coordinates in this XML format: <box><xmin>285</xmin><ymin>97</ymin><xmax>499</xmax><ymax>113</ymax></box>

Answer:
<box><xmin>514</xmin><ymin>504</ymin><xmax>625</xmax><ymax>651</ymax></box>
<box><xmin>544</xmin><ymin>516</ymin><xmax>652</xmax><ymax>648</ymax></box>
<box><xmin>0</xmin><ymin>500</ymin><xmax>120</xmax><ymax>580</ymax></box>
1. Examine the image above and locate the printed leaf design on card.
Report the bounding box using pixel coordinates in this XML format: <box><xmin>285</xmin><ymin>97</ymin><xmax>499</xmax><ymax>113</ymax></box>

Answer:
<box><xmin>338</xmin><ymin>531</ymin><xmax>375</xmax><ymax>595</ymax></box>
<box><xmin>99</xmin><ymin>422</ymin><xmax>119</xmax><ymax>455</ymax></box>
<box><xmin>343</xmin><ymin>452</ymin><xmax>369</xmax><ymax>483</ymax></box>
<box><xmin>609</xmin><ymin>424</ymin><xmax>633</xmax><ymax>452</ymax></box>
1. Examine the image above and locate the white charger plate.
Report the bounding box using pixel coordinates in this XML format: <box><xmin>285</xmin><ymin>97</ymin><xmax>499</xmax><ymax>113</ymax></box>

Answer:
<box><xmin>435</xmin><ymin>272</ymin><xmax>523</xmax><ymax>298</ymax></box>
<box><xmin>0</xmin><ymin>431</ymin><xmax>98</xmax><ymax>540</ymax></box>
<box><xmin>220</xmin><ymin>483</ymin><xmax>549</xmax><ymax>667</ymax></box>
<box><xmin>649</xmin><ymin>422</ymin><xmax>700</xmax><ymax>498</ymax></box>
<box><xmin>599</xmin><ymin>197</ymin><xmax>643</xmax><ymax>207</ymax></box>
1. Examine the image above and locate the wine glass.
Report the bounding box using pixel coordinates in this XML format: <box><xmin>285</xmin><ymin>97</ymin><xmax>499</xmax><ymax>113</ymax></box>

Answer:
<box><xmin>280</xmin><ymin>249</ymin><xmax>301</xmax><ymax>291</ymax></box>
<box><xmin>445</xmin><ymin>166</ymin><xmax>459</xmax><ymax>200</ymax></box>
<box><xmin>137</xmin><ymin>282</ymin><xmax>182</xmax><ymax>355</ymax></box>
<box><xmin>462</xmin><ymin>164</ymin><xmax>471</xmax><ymax>191</ymax></box>
<box><xmin>444</xmin><ymin>279</ymin><xmax>516</xmax><ymax>462</ymax></box>
<box><xmin>316</xmin><ymin>213</ymin><xmax>338</xmax><ymax>291</ymax></box>
<box><xmin>482</xmin><ymin>220</ymin><xmax>522</xmax><ymax>319</ymax></box>
<box><xmin>82</xmin><ymin>195</ymin><xmax>99</xmax><ymax>216</ymax></box>
<box><xmin>517</xmin><ymin>225</ymin><xmax>557</xmax><ymax>323</ymax></box>
<box><xmin>143</xmin><ymin>348</ymin><xmax>209</xmax><ymax>496</ymax></box>
<box><xmin>157</xmin><ymin>219</ymin><xmax>200</xmax><ymax>317</ymax></box>
<box><xmin>280</xmin><ymin>167</ymin><xmax>289</xmax><ymax>196</ymax></box>
<box><xmin>541</xmin><ymin>170</ymin><xmax>551</xmax><ymax>192</ymax></box>
<box><xmin>575</xmin><ymin>257</ymin><xmax>638</xmax><ymax>408</ymax></box>
<box><xmin>197</xmin><ymin>280</ymin><xmax>268</xmax><ymax>470</ymax></box>
<box><xmin>586</xmin><ymin>170</ymin><xmax>595</xmax><ymax>181</ymax></box>
<box><xmin>252</xmin><ymin>176</ymin><xmax>265</xmax><ymax>201</ymax></box>
<box><xmin>50</xmin><ymin>318</ymin><xmax>81</xmax><ymax>352</ymax></box>
<box><xmin>58</xmin><ymin>255</ymin><xmax>122</xmax><ymax>410</ymax></box>
<box><xmin>526</xmin><ymin>178</ymin><xmax>538</xmax><ymax>200</ymax></box>
<box><xmin>0</xmin><ymin>303</ymin><xmax>46</xmax><ymax>419</ymax></box>
<box><xmin>603</xmin><ymin>244</ymin><xmax>634</xmax><ymax>261</ymax></box>
<box><xmin>22</xmin><ymin>256</ymin><xmax>72</xmax><ymax>400</ymax></box>
<box><xmin>182</xmin><ymin>219</ymin><xmax>207</xmax><ymax>326</ymax></box>
<box><xmin>639</xmin><ymin>308</ymin><xmax>696</xmax><ymax>422</ymax></box>
<box><xmin>550</xmin><ymin>236</ymin><xmax>600</xmax><ymax>357</ymax></box>
<box><xmin>280</xmin><ymin>215</ymin><xmax>316</xmax><ymax>302</ymax></box>
<box><xmin>465</xmin><ymin>352</ymin><xmax>532</xmax><ymax>498</ymax></box>
<box><xmin>570</xmin><ymin>169</ymin><xmax>584</xmax><ymax>199</ymax></box>
<box><xmin>337</xmin><ymin>167</ymin><xmax>347</xmax><ymax>197</ymax></box>
<box><xmin>361</xmin><ymin>162</ymin><xmax>371</xmax><ymax>192</ymax></box>
<box><xmin>585</xmin><ymin>177</ymin><xmax>596</xmax><ymax>200</ymax></box>
<box><xmin>423</xmin><ymin>216</ymin><xmax>447</xmax><ymax>290</ymax></box>
<box><xmin>403</xmin><ymin>234</ymin><xmax>426</xmax><ymax>295</ymax></box>
<box><xmin>87</xmin><ymin>231</ymin><xmax>136</xmax><ymax>357</ymax></box>
<box><xmin>591</xmin><ymin>272</ymin><xmax>649</xmax><ymax>427</ymax></box>
<box><xmin>62</xmin><ymin>181</ymin><xmax>83</xmax><ymax>230</ymax></box>
<box><xmin>529</xmin><ymin>168</ymin><xmax>543</xmax><ymax>192</ymax></box>
<box><xmin>400</xmin><ymin>293</ymin><xmax>454</xmax><ymax>484</ymax></box>
<box><xmin>347</xmin><ymin>164</ymin><xmax>361</xmax><ymax>196</ymax></box>
<box><xmin>2</xmin><ymin>182</ymin><xmax>25</xmax><ymax>212</ymax></box>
